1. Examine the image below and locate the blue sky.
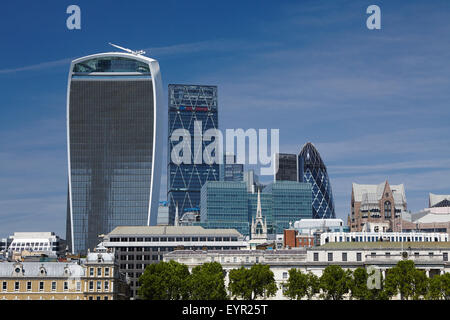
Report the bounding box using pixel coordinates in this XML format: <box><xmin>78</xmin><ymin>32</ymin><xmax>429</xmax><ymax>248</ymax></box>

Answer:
<box><xmin>1</xmin><ymin>0</ymin><xmax>450</xmax><ymax>239</ymax></box>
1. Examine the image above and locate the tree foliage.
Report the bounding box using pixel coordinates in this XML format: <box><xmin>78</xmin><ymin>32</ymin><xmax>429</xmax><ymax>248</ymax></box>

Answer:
<box><xmin>284</xmin><ymin>269</ymin><xmax>320</xmax><ymax>300</ymax></box>
<box><xmin>228</xmin><ymin>264</ymin><xmax>277</xmax><ymax>300</ymax></box>
<box><xmin>189</xmin><ymin>262</ymin><xmax>228</xmax><ymax>300</ymax></box>
<box><xmin>383</xmin><ymin>260</ymin><xmax>428</xmax><ymax>300</ymax></box>
<box><xmin>319</xmin><ymin>265</ymin><xmax>353</xmax><ymax>300</ymax></box>
<box><xmin>284</xmin><ymin>269</ymin><xmax>308</xmax><ymax>300</ymax></box>
<box><xmin>137</xmin><ymin>260</ymin><xmax>190</xmax><ymax>300</ymax></box>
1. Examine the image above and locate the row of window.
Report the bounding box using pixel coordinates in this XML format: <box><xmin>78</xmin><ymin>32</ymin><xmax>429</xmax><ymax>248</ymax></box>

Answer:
<box><xmin>109</xmin><ymin>236</ymin><xmax>238</xmax><ymax>242</ymax></box>
<box><xmin>88</xmin><ymin>267</ymin><xmax>110</xmax><ymax>277</ymax></box>
<box><xmin>2</xmin><ymin>281</ymin><xmax>80</xmax><ymax>292</ymax></box>
<box><xmin>313</xmin><ymin>252</ymin><xmax>449</xmax><ymax>262</ymax></box>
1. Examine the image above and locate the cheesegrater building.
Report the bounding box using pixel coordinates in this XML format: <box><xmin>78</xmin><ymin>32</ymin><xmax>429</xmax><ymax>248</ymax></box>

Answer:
<box><xmin>66</xmin><ymin>51</ymin><xmax>164</xmax><ymax>254</ymax></box>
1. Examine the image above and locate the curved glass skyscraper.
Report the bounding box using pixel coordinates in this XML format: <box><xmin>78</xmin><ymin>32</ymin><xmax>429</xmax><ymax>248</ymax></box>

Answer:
<box><xmin>298</xmin><ymin>142</ymin><xmax>336</xmax><ymax>219</ymax></box>
<box><xmin>66</xmin><ymin>52</ymin><xmax>164</xmax><ymax>254</ymax></box>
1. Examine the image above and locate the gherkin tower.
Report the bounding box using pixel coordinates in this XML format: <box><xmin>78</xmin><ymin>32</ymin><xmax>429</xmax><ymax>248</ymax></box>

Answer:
<box><xmin>298</xmin><ymin>142</ymin><xmax>336</xmax><ymax>219</ymax></box>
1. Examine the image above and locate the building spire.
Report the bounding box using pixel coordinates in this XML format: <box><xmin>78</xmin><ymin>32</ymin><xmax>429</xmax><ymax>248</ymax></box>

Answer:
<box><xmin>174</xmin><ymin>203</ymin><xmax>179</xmax><ymax>227</ymax></box>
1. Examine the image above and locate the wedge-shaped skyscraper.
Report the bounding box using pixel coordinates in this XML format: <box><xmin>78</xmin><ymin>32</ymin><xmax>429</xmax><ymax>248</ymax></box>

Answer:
<box><xmin>66</xmin><ymin>51</ymin><xmax>164</xmax><ymax>254</ymax></box>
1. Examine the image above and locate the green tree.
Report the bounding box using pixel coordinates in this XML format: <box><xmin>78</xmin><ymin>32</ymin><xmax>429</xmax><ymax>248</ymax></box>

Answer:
<box><xmin>189</xmin><ymin>262</ymin><xmax>228</xmax><ymax>300</ymax></box>
<box><xmin>441</xmin><ymin>272</ymin><xmax>450</xmax><ymax>300</ymax></box>
<box><xmin>284</xmin><ymin>268</ymin><xmax>308</xmax><ymax>300</ymax></box>
<box><xmin>427</xmin><ymin>275</ymin><xmax>443</xmax><ymax>300</ymax></box>
<box><xmin>319</xmin><ymin>265</ymin><xmax>352</xmax><ymax>300</ymax></box>
<box><xmin>383</xmin><ymin>260</ymin><xmax>427</xmax><ymax>300</ymax></box>
<box><xmin>305</xmin><ymin>272</ymin><xmax>320</xmax><ymax>300</ymax></box>
<box><xmin>137</xmin><ymin>260</ymin><xmax>190</xmax><ymax>300</ymax></box>
<box><xmin>228</xmin><ymin>264</ymin><xmax>277</xmax><ymax>300</ymax></box>
<box><xmin>350</xmin><ymin>267</ymin><xmax>369</xmax><ymax>300</ymax></box>
<box><xmin>411</xmin><ymin>268</ymin><xmax>428</xmax><ymax>300</ymax></box>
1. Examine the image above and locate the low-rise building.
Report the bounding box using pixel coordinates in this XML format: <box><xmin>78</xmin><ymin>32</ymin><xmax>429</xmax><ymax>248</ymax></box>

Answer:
<box><xmin>320</xmin><ymin>231</ymin><xmax>448</xmax><ymax>246</ymax></box>
<box><xmin>99</xmin><ymin>225</ymin><xmax>246</xmax><ymax>298</ymax></box>
<box><xmin>0</xmin><ymin>246</ymin><xmax>129</xmax><ymax>300</ymax></box>
<box><xmin>6</xmin><ymin>232</ymin><xmax>66</xmax><ymax>259</ymax></box>
<box><xmin>165</xmin><ymin>242</ymin><xmax>450</xmax><ymax>300</ymax></box>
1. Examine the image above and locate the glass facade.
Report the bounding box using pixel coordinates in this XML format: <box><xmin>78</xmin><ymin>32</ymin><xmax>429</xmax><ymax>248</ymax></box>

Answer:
<box><xmin>220</xmin><ymin>153</ymin><xmax>244</xmax><ymax>182</ymax></box>
<box><xmin>67</xmin><ymin>55</ymin><xmax>160</xmax><ymax>254</ymax></box>
<box><xmin>167</xmin><ymin>84</ymin><xmax>219</xmax><ymax>225</ymax></box>
<box><xmin>275</xmin><ymin>153</ymin><xmax>298</xmax><ymax>181</ymax></box>
<box><xmin>198</xmin><ymin>181</ymin><xmax>312</xmax><ymax>236</ymax></box>
<box><xmin>263</xmin><ymin>181</ymin><xmax>312</xmax><ymax>234</ymax></box>
<box><xmin>199</xmin><ymin>181</ymin><xmax>249</xmax><ymax>236</ymax></box>
<box><xmin>298</xmin><ymin>142</ymin><xmax>336</xmax><ymax>219</ymax></box>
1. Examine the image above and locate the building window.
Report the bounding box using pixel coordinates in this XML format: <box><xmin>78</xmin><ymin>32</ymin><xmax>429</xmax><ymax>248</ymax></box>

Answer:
<box><xmin>313</xmin><ymin>253</ymin><xmax>319</xmax><ymax>262</ymax></box>
<box><xmin>429</xmin><ymin>252</ymin><xmax>434</xmax><ymax>258</ymax></box>
<box><xmin>385</xmin><ymin>252</ymin><xmax>391</xmax><ymax>258</ymax></box>
<box><xmin>384</xmin><ymin>201</ymin><xmax>392</xmax><ymax>218</ymax></box>
<box><xmin>356</xmin><ymin>252</ymin><xmax>362</xmax><ymax>261</ymax></box>
<box><xmin>97</xmin><ymin>281</ymin><xmax>102</xmax><ymax>291</ymax></box>
<box><xmin>371</xmin><ymin>252</ymin><xmax>376</xmax><ymax>258</ymax></box>
<box><xmin>76</xmin><ymin>282</ymin><xmax>81</xmax><ymax>292</ymax></box>
<box><xmin>444</xmin><ymin>253</ymin><xmax>448</xmax><ymax>261</ymax></box>
<box><xmin>51</xmin><ymin>282</ymin><xmax>56</xmax><ymax>291</ymax></box>
<box><xmin>89</xmin><ymin>281</ymin><xmax>94</xmax><ymax>291</ymax></box>
<box><xmin>2</xmin><ymin>282</ymin><xmax>6</xmax><ymax>291</ymax></box>
<box><xmin>97</xmin><ymin>268</ymin><xmax>102</xmax><ymax>277</ymax></box>
<box><xmin>342</xmin><ymin>252</ymin><xmax>347</xmax><ymax>262</ymax></box>
<box><xmin>39</xmin><ymin>282</ymin><xmax>44</xmax><ymax>291</ymax></box>
<box><xmin>105</xmin><ymin>268</ymin><xmax>110</xmax><ymax>277</ymax></box>
<box><xmin>104</xmin><ymin>296</ymin><xmax>109</xmax><ymax>300</ymax></box>
<box><xmin>89</xmin><ymin>268</ymin><xmax>94</xmax><ymax>277</ymax></box>
<box><xmin>328</xmin><ymin>253</ymin><xmax>333</xmax><ymax>262</ymax></box>
<box><xmin>27</xmin><ymin>282</ymin><xmax>32</xmax><ymax>291</ymax></box>
<box><xmin>104</xmin><ymin>281</ymin><xmax>109</xmax><ymax>291</ymax></box>
<box><xmin>64</xmin><ymin>282</ymin><xmax>68</xmax><ymax>291</ymax></box>
<box><xmin>282</xmin><ymin>272</ymin><xmax>288</xmax><ymax>279</ymax></box>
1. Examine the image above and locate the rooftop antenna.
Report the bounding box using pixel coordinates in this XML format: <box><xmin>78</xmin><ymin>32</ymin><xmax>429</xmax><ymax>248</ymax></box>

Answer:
<box><xmin>108</xmin><ymin>43</ymin><xmax>146</xmax><ymax>56</ymax></box>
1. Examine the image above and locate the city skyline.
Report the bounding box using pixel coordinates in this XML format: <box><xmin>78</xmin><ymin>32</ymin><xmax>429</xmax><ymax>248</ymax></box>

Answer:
<box><xmin>1</xmin><ymin>0</ymin><xmax>450</xmax><ymax>238</ymax></box>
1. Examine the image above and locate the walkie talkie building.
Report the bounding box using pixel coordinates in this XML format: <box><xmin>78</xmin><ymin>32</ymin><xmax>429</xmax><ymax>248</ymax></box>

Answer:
<box><xmin>66</xmin><ymin>52</ymin><xmax>164</xmax><ymax>254</ymax></box>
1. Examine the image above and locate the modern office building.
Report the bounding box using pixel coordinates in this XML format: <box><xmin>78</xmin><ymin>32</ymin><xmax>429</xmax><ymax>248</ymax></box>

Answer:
<box><xmin>348</xmin><ymin>181</ymin><xmax>407</xmax><ymax>232</ymax></box>
<box><xmin>220</xmin><ymin>153</ymin><xmax>244</xmax><ymax>182</ymax></box>
<box><xmin>199</xmin><ymin>181</ymin><xmax>250</xmax><ymax>236</ymax></box>
<box><xmin>99</xmin><ymin>225</ymin><xmax>246</xmax><ymax>298</ymax></box>
<box><xmin>157</xmin><ymin>201</ymin><xmax>169</xmax><ymax>226</ymax></box>
<box><xmin>7</xmin><ymin>232</ymin><xmax>66</xmax><ymax>258</ymax></box>
<box><xmin>243</xmin><ymin>169</ymin><xmax>262</xmax><ymax>193</ymax></box>
<box><xmin>298</xmin><ymin>142</ymin><xmax>336</xmax><ymax>219</ymax></box>
<box><xmin>274</xmin><ymin>153</ymin><xmax>298</xmax><ymax>181</ymax></box>
<box><xmin>199</xmin><ymin>180</ymin><xmax>312</xmax><ymax>237</ymax></box>
<box><xmin>263</xmin><ymin>181</ymin><xmax>312</xmax><ymax>234</ymax></box>
<box><xmin>66</xmin><ymin>51</ymin><xmax>164</xmax><ymax>254</ymax></box>
<box><xmin>167</xmin><ymin>84</ymin><xmax>219</xmax><ymax>226</ymax></box>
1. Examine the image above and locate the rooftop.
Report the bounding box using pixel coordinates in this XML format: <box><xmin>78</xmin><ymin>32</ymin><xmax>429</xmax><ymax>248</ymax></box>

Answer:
<box><xmin>106</xmin><ymin>226</ymin><xmax>243</xmax><ymax>237</ymax></box>
<box><xmin>0</xmin><ymin>261</ymin><xmax>84</xmax><ymax>278</ymax></box>
<box><xmin>314</xmin><ymin>242</ymin><xmax>450</xmax><ymax>250</ymax></box>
